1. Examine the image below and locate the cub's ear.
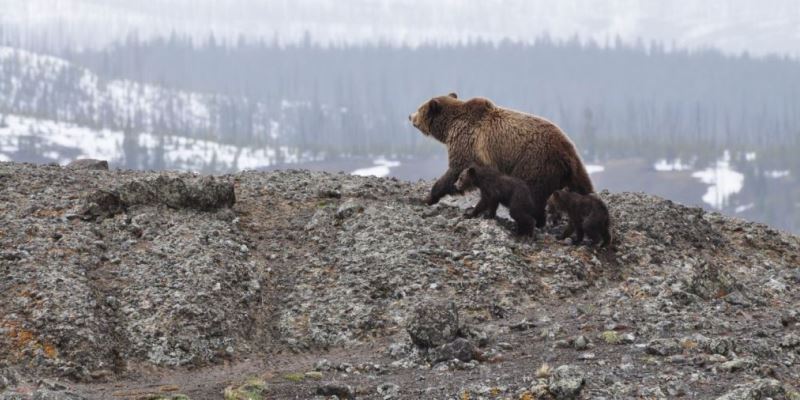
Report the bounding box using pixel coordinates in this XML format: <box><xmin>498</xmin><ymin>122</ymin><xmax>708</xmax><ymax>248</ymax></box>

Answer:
<box><xmin>467</xmin><ymin>166</ymin><xmax>476</xmax><ymax>176</ymax></box>
<box><xmin>428</xmin><ymin>98</ymin><xmax>441</xmax><ymax>114</ymax></box>
<box><xmin>448</xmin><ymin>92</ymin><xmax>458</xmax><ymax>99</ymax></box>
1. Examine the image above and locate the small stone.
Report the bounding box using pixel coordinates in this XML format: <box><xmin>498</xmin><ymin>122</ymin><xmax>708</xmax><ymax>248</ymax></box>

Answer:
<box><xmin>432</xmin><ymin>338</ymin><xmax>475</xmax><ymax>363</ymax></box>
<box><xmin>406</xmin><ymin>301</ymin><xmax>459</xmax><ymax>349</ymax></box>
<box><xmin>377</xmin><ymin>383</ymin><xmax>400</xmax><ymax>399</ymax></box>
<box><xmin>316</xmin><ymin>384</ymin><xmax>355</xmax><ymax>400</ymax></box>
<box><xmin>497</xmin><ymin>342</ymin><xmax>514</xmax><ymax>350</ymax></box>
<box><xmin>572</xmin><ymin>335</ymin><xmax>589</xmax><ymax>350</ymax></box>
<box><xmin>548</xmin><ymin>365</ymin><xmax>585</xmax><ymax>399</ymax></box>
<box><xmin>304</xmin><ymin>371</ymin><xmax>323</xmax><ymax>380</ymax></box>
<box><xmin>715</xmin><ymin>378</ymin><xmax>786</xmax><ymax>400</ymax></box>
<box><xmin>335</xmin><ymin>200</ymin><xmax>364</xmax><ymax>220</ymax></box>
<box><xmin>314</xmin><ymin>359</ymin><xmax>332</xmax><ymax>371</ymax></box>
<box><xmin>645</xmin><ymin>338</ymin><xmax>681</xmax><ymax>356</ymax></box>
<box><xmin>719</xmin><ymin>358</ymin><xmax>755</xmax><ymax>373</ymax></box>
<box><xmin>780</xmin><ymin>333</ymin><xmax>800</xmax><ymax>348</ymax></box>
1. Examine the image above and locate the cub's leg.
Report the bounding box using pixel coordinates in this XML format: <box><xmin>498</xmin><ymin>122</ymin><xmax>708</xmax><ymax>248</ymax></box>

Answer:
<box><xmin>510</xmin><ymin>208</ymin><xmax>535</xmax><ymax>236</ymax></box>
<box><xmin>573</xmin><ymin>223</ymin><xmax>585</xmax><ymax>245</ymax></box>
<box><xmin>558</xmin><ymin>222</ymin><xmax>575</xmax><ymax>241</ymax></box>
<box><xmin>465</xmin><ymin>195</ymin><xmax>490</xmax><ymax>218</ymax></box>
<box><xmin>484</xmin><ymin>199</ymin><xmax>500</xmax><ymax>219</ymax></box>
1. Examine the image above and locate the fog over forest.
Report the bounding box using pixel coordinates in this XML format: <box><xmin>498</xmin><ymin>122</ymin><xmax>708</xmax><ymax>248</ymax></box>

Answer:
<box><xmin>0</xmin><ymin>1</ymin><xmax>798</xmax><ymax>232</ymax></box>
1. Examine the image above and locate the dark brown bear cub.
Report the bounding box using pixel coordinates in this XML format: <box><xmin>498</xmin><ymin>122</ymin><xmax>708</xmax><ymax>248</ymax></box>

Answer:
<box><xmin>547</xmin><ymin>189</ymin><xmax>612</xmax><ymax>247</ymax></box>
<box><xmin>454</xmin><ymin>165</ymin><xmax>537</xmax><ymax>236</ymax></box>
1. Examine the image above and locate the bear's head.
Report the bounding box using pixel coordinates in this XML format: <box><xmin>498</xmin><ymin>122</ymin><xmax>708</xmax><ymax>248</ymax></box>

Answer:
<box><xmin>454</xmin><ymin>165</ymin><xmax>478</xmax><ymax>192</ymax></box>
<box><xmin>547</xmin><ymin>188</ymin><xmax>573</xmax><ymax>214</ymax></box>
<box><xmin>409</xmin><ymin>92</ymin><xmax>459</xmax><ymax>142</ymax></box>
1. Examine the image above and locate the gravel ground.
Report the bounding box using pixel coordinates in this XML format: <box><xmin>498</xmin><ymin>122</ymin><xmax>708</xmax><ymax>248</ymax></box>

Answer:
<box><xmin>0</xmin><ymin>161</ymin><xmax>798</xmax><ymax>399</ymax></box>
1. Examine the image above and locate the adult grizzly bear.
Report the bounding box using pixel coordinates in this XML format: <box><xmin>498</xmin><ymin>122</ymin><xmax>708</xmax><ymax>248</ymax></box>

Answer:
<box><xmin>409</xmin><ymin>93</ymin><xmax>594</xmax><ymax>227</ymax></box>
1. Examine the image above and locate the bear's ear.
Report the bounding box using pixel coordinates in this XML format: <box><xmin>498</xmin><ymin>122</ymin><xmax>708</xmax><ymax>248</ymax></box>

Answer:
<box><xmin>467</xmin><ymin>166</ymin><xmax>476</xmax><ymax>176</ymax></box>
<box><xmin>448</xmin><ymin>92</ymin><xmax>458</xmax><ymax>99</ymax></box>
<box><xmin>428</xmin><ymin>98</ymin><xmax>442</xmax><ymax>115</ymax></box>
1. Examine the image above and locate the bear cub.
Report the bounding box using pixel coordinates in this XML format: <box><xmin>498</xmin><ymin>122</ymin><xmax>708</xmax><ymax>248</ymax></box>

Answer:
<box><xmin>454</xmin><ymin>164</ymin><xmax>537</xmax><ymax>236</ymax></box>
<box><xmin>547</xmin><ymin>188</ymin><xmax>612</xmax><ymax>247</ymax></box>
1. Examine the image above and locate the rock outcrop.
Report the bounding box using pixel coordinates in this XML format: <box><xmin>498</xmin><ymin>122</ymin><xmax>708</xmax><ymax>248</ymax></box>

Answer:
<box><xmin>0</xmin><ymin>162</ymin><xmax>798</xmax><ymax>399</ymax></box>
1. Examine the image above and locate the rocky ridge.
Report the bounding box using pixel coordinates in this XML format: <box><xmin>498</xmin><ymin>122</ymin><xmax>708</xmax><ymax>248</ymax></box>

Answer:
<box><xmin>0</xmin><ymin>161</ymin><xmax>798</xmax><ymax>399</ymax></box>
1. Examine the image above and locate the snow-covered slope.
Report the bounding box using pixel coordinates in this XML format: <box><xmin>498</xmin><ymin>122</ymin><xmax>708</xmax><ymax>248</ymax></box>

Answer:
<box><xmin>0</xmin><ymin>46</ymin><xmax>271</xmax><ymax>137</ymax></box>
<box><xmin>0</xmin><ymin>114</ymin><xmax>318</xmax><ymax>171</ymax></box>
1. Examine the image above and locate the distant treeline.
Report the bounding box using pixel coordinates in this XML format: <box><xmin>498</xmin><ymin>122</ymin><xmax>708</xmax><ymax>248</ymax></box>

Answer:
<box><xmin>60</xmin><ymin>35</ymin><xmax>800</xmax><ymax>160</ymax></box>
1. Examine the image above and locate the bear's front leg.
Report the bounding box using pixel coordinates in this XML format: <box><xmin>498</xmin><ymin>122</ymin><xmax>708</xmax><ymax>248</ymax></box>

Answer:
<box><xmin>558</xmin><ymin>222</ymin><xmax>575</xmax><ymax>241</ymax></box>
<box><xmin>427</xmin><ymin>168</ymin><xmax>460</xmax><ymax>205</ymax></box>
<box><xmin>464</xmin><ymin>196</ymin><xmax>489</xmax><ymax>218</ymax></box>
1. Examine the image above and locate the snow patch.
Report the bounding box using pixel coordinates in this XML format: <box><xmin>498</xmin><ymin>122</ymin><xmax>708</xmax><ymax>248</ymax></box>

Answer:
<box><xmin>691</xmin><ymin>150</ymin><xmax>744</xmax><ymax>209</ymax></box>
<box><xmin>0</xmin><ymin>113</ymin><xmax>318</xmax><ymax>171</ymax></box>
<box><xmin>654</xmin><ymin>158</ymin><xmax>693</xmax><ymax>172</ymax></box>
<box><xmin>586</xmin><ymin>164</ymin><xmax>605</xmax><ymax>174</ymax></box>
<box><xmin>765</xmin><ymin>170</ymin><xmax>790</xmax><ymax>179</ymax></box>
<box><xmin>352</xmin><ymin>157</ymin><xmax>401</xmax><ymax>177</ymax></box>
<box><xmin>735</xmin><ymin>203</ymin><xmax>754</xmax><ymax>213</ymax></box>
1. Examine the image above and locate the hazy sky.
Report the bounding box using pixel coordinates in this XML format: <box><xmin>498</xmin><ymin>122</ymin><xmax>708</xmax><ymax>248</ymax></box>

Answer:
<box><xmin>1</xmin><ymin>0</ymin><xmax>799</xmax><ymax>57</ymax></box>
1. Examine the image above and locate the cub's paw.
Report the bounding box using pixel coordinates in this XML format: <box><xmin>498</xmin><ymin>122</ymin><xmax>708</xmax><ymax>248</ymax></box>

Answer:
<box><xmin>462</xmin><ymin>208</ymin><xmax>478</xmax><ymax>219</ymax></box>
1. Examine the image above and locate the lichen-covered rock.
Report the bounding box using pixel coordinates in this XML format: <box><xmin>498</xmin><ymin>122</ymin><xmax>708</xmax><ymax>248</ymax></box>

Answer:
<box><xmin>315</xmin><ymin>383</ymin><xmax>354</xmax><ymax>400</ymax></box>
<box><xmin>406</xmin><ymin>301</ymin><xmax>460</xmax><ymax>349</ymax></box>
<box><xmin>548</xmin><ymin>365</ymin><xmax>585</xmax><ymax>399</ymax></box>
<box><xmin>646</xmin><ymin>338</ymin><xmax>682</xmax><ymax>356</ymax></box>
<box><xmin>84</xmin><ymin>174</ymin><xmax>236</xmax><ymax>218</ymax></box>
<box><xmin>66</xmin><ymin>159</ymin><xmax>108</xmax><ymax>171</ymax></box>
<box><xmin>432</xmin><ymin>338</ymin><xmax>475</xmax><ymax>363</ymax></box>
<box><xmin>1</xmin><ymin>163</ymin><xmax>799</xmax><ymax>398</ymax></box>
<box><xmin>715</xmin><ymin>379</ymin><xmax>787</xmax><ymax>400</ymax></box>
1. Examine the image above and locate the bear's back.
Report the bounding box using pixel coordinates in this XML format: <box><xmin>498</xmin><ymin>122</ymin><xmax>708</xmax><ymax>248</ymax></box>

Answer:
<box><xmin>469</xmin><ymin>105</ymin><xmax>575</xmax><ymax>172</ymax></box>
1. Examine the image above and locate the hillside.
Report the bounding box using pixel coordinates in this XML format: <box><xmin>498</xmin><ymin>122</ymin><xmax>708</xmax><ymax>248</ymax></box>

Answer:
<box><xmin>0</xmin><ymin>161</ymin><xmax>798</xmax><ymax>399</ymax></box>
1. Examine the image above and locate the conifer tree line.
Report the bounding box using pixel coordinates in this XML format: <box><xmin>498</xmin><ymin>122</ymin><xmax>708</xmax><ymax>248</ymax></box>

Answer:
<box><xmin>1</xmin><ymin>29</ymin><xmax>799</xmax><ymax>165</ymax></box>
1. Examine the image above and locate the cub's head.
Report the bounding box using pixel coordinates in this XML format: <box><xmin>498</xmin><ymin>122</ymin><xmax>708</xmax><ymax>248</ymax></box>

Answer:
<box><xmin>454</xmin><ymin>165</ymin><xmax>478</xmax><ymax>192</ymax></box>
<box><xmin>408</xmin><ymin>92</ymin><xmax>459</xmax><ymax>142</ymax></box>
<box><xmin>547</xmin><ymin>188</ymin><xmax>571</xmax><ymax>212</ymax></box>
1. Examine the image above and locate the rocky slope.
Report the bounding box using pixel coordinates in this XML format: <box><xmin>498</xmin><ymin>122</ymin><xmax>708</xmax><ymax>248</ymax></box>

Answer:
<box><xmin>0</xmin><ymin>161</ymin><xmax>799</xmax><ymax>399</ymax></box>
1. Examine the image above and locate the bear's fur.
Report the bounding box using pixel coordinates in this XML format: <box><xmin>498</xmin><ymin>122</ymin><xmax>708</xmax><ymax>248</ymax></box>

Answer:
<box><xmin>409</xmin><ymin>93</ymin><xmax>594</xmax><ymax>227</ymax></box>
<box><xmin>547</xmin><ymin>188</ymin><xmax>612</xmax><ymax>247</ymax></box>
<box><xmin>454</xmin><ymin>164</ymin><xmax>537</xmax><ymax>236</ymax></box>
<box><xmin>546</xmin><ymin>195</ymin><xmax>563</xmax><ymax>226</ymax></box>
